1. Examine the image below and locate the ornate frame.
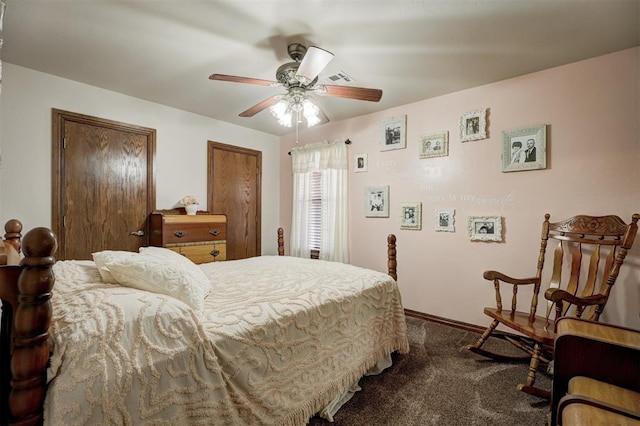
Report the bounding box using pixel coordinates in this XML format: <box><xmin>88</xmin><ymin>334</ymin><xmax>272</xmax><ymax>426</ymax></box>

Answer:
<box><xmin>460</xmin><ymin>108</ymin><xmax>487</xmax><ymax>142</ymax></box>
<box><xmin>419</xmin><ymin>131</ymin><xmax>449</xmax><ymax>159</ymax></box>
<box><xmin>435</xmin><ymin>209</ymin><xmax>455</xmax><ymax>232</ymax></box>
<box><xmin>468</xmin><ymin>215</ymin><xmax>502</xmax><ymax>241</ymax></box>
<box><xmin>400</xmin><ymin>202</ymin><xmax>422</xmax><ymax>230</ymax></box>
<box><xmin>501</xmin><ymin>124</ymin><xmax>547</xmax><ymax>172</ymax></box>
<box><xmin>380</xmin><ymin>115</ymin><xmax>407</xmax><ymax>151</ymax></box>
<box><xmin>365</xmin><ymin>185</ymin><xmax>389</xmax><ymax>217</ymax></box>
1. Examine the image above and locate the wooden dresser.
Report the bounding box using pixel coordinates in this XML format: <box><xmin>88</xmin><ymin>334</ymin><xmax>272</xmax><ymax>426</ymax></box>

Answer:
<box><xmin>149</xmin><ymin>212</ymin><xmax>227</xmax><ymax>264</ymax></box>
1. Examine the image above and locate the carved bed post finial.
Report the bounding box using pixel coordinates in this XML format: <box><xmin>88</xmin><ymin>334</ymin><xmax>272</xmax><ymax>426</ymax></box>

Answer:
<box><xmin>10</xmin><ymin>227</ymin><xmax>57</xmax><ymax>425</ymax></box>
<box><xmin>4</xmin><ymin>220</ymin><xmax>23</xmax><ymax>255</ymax></box>
<box><xmin>277</xmin><ymin>228</ymin><xmax>284</xmax><ymax>256</ymax></box>
<box><xmin>387</xmin><ymin>234</ymin><xmax>397</xmax><ymax>281</ymax></box>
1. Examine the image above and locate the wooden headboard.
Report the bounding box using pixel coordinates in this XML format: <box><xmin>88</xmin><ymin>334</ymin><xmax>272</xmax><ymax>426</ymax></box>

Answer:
<box><xmin>0</xmin><ymin>220</ymin><xmax>58</xmax><ymax>426</ymax></box>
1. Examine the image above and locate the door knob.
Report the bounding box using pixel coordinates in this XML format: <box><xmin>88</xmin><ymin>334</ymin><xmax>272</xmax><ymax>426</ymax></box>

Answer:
<box><xmin>130</xmin><ymin>230</ymin><xmax>145</xmax><ymax>237</ymax></box>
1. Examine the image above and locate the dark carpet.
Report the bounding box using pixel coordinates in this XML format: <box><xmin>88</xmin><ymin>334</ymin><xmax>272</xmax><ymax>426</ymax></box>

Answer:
<box><xmin>308</xmin><ymin>316</ymin><xmax>551</xmax><ymax>425</ymax></box>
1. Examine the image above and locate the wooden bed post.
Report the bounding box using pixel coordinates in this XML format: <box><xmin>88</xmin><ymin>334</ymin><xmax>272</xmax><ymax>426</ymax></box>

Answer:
<box><xmin>7</xmin><ymin>227</ymin><xmax>57</xmax><ymax>425</ymax></box>
<box><xmin>3</xmin><ymin>220</ymin><xmax>22</xmax><ymax>256</ymax></box>
<box><xmin>387</xmin><ymin>234</ymin><xmax>397</xmax><ymax>281</ymax></box>
<box><xmin>277</xmin><ymin>228</ymin><xmax>284</xmax><ymax>256</ymax></box>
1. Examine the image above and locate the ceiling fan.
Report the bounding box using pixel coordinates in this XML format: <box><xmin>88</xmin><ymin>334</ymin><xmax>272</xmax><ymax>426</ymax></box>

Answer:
<box><xmin>209</xmin><ymin>43</ymin><xmax>383</xmax><ymax>128</ymax></box>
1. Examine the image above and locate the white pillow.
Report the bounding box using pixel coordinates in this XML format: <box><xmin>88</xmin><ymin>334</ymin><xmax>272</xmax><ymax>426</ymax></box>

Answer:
<box><xmin>92</xmin><ymin>250</ymin><xmax>134</xmax><ymax>284</ymax></box>
<box><xmin>92</xmin><ymin>249</ymin><xmax>209</xmax><ymax>315</ymax></box>
<box><xmin>139</xmin><ymin>246</ymin><xmax>211</xmax><ymax>296</ymax></box>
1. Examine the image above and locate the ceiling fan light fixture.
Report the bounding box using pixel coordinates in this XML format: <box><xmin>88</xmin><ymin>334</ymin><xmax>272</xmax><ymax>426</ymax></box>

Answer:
<box><xmin>269</xmin><ymin>99</ymin><xmax>293</xmax><ymax>127</ymax></box>
<box><xmin>302</xmin><ymin>99</ymin><xmax>321</xmax><ymax>127</ymax></box>
<box><xmin>295</xmin><ymin>46</ymin><xmax>334</xmax><ymax>87</ymax></box>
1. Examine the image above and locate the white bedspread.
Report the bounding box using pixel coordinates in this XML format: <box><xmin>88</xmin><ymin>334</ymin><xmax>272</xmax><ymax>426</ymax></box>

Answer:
<box><xmin>45</xmin><ymin>256</ymin><xmax>409</xmax><ymax>425</ymax></box>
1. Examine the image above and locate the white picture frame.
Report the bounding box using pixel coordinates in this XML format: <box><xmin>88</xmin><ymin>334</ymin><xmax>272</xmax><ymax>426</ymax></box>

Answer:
<box><xmin>419</xmin><ymin>131</ymin><xmax>449</xmax><ymax>159</ymax></box>
<box><xmin>400</xmin><ymin>202</ymin><xmax>422</xmax><ymax>230</ymax></box>
<box><xmin>501</xmin><ymin>124</ymin><xmax>547</xmax><ymax>172</ymax></box>
<box><xmin>460</xmin><ymin>108</ymin><xmax>487</xmax><ymax>142</ymax></box>
<box><xmin>365</xmin><ymin>186</ymin><xmax>390</xmax><ymax>217</ymax></box>
<box><xmin>435</xmin><ymin>209</ymin><xmax>455</xmax><ymax>232</ymax></box>
<box><xmin>380</xmin><ymin>115</ymin><xmax>407</xmax><ymax>151</ymax></box>
<box><xmin>354</xmin><ymin>153</ymin><xmax>368</xmax><ymax>172</ymax></box>
<box><xmin>467</xmin><ymin>216</ymin><xmax>502</xmax><ymax>242</ymax></box>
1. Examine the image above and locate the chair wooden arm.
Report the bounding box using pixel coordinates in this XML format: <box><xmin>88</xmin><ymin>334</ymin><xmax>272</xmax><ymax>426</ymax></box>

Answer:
<box><xmin>483</xmin><ymin>270</ymin><xmax>539</xmax><ymax>286</ymax></box>
<box><xmin>550</xmin><ymin>318</ymin><xmax>640</xmax><ymax>425</ymax></box>
<box><xmin>545</xmin><ymin>288</ymin><xmax>608</xmax><ymax>306</ymax></box>
<box><xmin>557</xmin><ymin>394</ymin><xmax>640</xmax><ymax>424</ymax></box>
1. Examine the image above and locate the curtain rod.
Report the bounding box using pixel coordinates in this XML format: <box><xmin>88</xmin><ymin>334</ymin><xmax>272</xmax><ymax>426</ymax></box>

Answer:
<box><xmin>288</xmin><ymin>139</ymin><xmax>351</xmax><ymax>155</ymax></box>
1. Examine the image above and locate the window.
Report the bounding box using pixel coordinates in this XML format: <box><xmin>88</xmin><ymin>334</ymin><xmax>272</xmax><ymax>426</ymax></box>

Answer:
<box><xmin>290</xmin><ymin>141</ymin><xmax>348</xmax><ymax>263</ymax></box>
<box><xmin>308</xmin><ymin>171</ymin><xmax>322</xmax><ymax>258</ymax></box>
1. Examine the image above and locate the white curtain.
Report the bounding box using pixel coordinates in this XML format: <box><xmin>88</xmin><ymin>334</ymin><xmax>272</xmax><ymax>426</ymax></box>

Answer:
<box><xmin>290</xmin><ymin>140</ymin><xmax>349</xmax><ymax>263</ymax></box>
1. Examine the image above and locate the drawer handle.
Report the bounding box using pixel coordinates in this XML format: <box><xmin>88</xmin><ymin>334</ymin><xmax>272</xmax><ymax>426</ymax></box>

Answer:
<box><xmin>174</xmin><ymin>230</ymin><xmax>186</xmax><ymax>238</ymax></box>
<box><xmin>210</xmin><ymin>249</ymin><xmax>220</xmax><ymax>257</ymax></box>
<box><xmin>210</xmin><ymin>229</ymin><xmax>220</xmax><ymax>236</ymax></box>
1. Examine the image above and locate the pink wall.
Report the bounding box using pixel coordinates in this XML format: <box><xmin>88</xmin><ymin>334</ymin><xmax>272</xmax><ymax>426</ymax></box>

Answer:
<box><xmin>280</xmin><ymin>47</ymin><xmax>640</xmax><ymax>329</ymax></box>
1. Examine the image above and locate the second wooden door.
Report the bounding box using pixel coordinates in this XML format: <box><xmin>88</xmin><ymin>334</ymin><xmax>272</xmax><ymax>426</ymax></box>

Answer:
<box><xmin>207</xmin><ymin>141</ymin><xmax>261</xmax><ymax>260</ymax></box>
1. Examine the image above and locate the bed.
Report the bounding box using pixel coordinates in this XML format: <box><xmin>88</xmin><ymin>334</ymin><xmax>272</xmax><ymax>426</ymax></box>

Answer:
<box><xmin>0</xmin><ymin>219</ymin><xmax>408</xmax><ymax>425</ymax></box>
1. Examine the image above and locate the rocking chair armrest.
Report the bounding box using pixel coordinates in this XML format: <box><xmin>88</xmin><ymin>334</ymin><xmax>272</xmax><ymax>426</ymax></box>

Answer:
<box><xmin>544</xmin><ymin>288</ymin><xmax>608</xmax><ymax>306</ymax></box>
<box><xmin>483</xmin><ymin>270</ymin><xmax>539</xmax><ymax>286</ymax></box>
<box><xmin>557</xmin><ymin>394</ymin><xmax>640</xmax><ymax>422</ymax></box>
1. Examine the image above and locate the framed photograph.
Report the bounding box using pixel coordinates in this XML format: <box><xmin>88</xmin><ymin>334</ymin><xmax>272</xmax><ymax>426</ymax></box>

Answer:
<box><xmin>467</xmin><ymin>216</ymin><xmax>502</xmax><ymax>242</ymax></box>
<box><xmin>419</xmin><ymin>131</ymin><xmax>449</xmax><ymax>159</ymax></box>
<box><xmin>400</xmin><ymin>202</ymin><xmax>422</xmax><ymax>230</ymax></box>
<box><xmin>354</xmin><ymin>153</ymin><xmax>368</xmax><ymax>172</ymax></box>
<box><xmin>380</xmin><ymin>115</ymin><xmax>407</xmax><ymax>151</ymax></box>
<box><xmin>501</xmin><ymin>124</ymin><xmax>547</xmax><ymax>172</ymax></box>
<box><xmin>435</xmin><ymin>209</ymin><xmax>455</xmax><ymax>232</ymax></box>
<box><xmin>460</xmin><ymin>108</ymin><xmax>487</xmax><ymax>142</ymax></box>
<box><xmin>365</xmin><ymin>186</ymin><xmax>389</xmax><ymax>217</ymax></box>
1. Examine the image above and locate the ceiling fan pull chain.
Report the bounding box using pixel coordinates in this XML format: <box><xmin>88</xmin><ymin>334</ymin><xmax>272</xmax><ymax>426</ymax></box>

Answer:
<box><xmin>295</xmin><ymin>109</ymin><xmax>300</xmax><ymax>144</ymax></box>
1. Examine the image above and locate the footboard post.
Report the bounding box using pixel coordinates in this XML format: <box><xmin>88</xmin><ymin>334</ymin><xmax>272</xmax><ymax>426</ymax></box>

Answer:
<box><xmin>277</xmin><ymin>228</ymin><xmax>284</xmax><ymax>256</ymax></box>
<box><xmin>387</xmin><ymin>234</ymin><xmax>397</xmax><ymax>281</ymax></box>
<box><xmin>9</xmin><ymin>227</ymin><xmax>57</xmax><ymax>426</ymax></box>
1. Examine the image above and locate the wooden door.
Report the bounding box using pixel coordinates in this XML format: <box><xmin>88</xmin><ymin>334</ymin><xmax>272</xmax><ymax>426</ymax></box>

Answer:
<box><xmin>52</xmin><ymin>109</ymin><xmax>156</xmax><ymax>260</ymax></box>
<box><xmin>207</xmin><ymin>141</ymin><xmax>261</xmax><ymax>260</ymax></box>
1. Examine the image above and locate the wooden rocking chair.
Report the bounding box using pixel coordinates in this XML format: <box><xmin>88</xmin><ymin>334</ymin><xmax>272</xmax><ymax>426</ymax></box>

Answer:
<box><xmin>465</xmin><ymin>213</ymin><xmax>639</xmax><ymax>399</ymax></box>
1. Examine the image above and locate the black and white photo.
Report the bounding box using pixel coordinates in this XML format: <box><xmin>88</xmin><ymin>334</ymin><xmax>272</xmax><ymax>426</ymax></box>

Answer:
<box><xmin>400</xmin><ymin>202</ymin><xmax>422</xmax><ymax>230</ymax></box>
<box><xmin>435</xmin><ymin>209</ymin><xmax>455</xmax><ymax>232</ymax></box>
<box><xmin>354</xmin><ymin>153</ymin><xmax>368</xmax><ymax>173</ymax></box>
<box><xmin>419</xmin><ymin>131</ymin><xmax>449</xmax><ymax>159</ymax></box>
<box><xmin>365</xmin><ymin>186</ymin><xmax>390</xmax><ymax>217</ymax></box>
<box><xmin>460</xmin><ymin>109</ymin><xmax>487</xmax><ymax>142</ymax></box>
<box><xmin>501</xmin><ymin>124</ymin><xmax>547</xmax><ymax>172</ymax></box>
<box><xmin>468</xmin><ymin>216</ymin><xmax>502</xmax><ymax>241</ymax></box>
<box><xmin>380</xmin><ymin>115</ymin><xmax>407</xmax><ymax>151</ymax></box>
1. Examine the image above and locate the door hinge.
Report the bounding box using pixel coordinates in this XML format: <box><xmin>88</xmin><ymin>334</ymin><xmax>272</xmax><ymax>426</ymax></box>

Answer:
<box><xmin>63</xmin><ymin>137</ymin><xmax>67</xmax><ymax>149</ymax></box>
<box><xmin>63</xmin><ymin>216</ymin><xmax>66</xmax><ymax>228</ymax></box>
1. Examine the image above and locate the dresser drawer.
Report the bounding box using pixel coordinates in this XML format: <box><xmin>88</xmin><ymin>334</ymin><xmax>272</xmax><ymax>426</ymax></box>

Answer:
<box><xmin>149</xmin><ymin>212</ymin><xmax>227</xmax><ymax>263</ymax></box>
<box><xmin>169</xmin><ymin>242</ymin><xmax>226</xmax><ymax>264</ymax></box>
<box><xmin>161</xmin><ymin>222</ymin><xmax>226</xmax><ymax>244</ymax></box>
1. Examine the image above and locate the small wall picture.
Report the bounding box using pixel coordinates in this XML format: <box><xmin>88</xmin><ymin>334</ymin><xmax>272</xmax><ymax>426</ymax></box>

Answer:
<box><xmin>460</xmin><ymin>108</ymin><xmax>487</xmax><ymax>142</ymax></box>
<box><xmin>380</xmin><ymin>115</ymin><xmax>407</xmax><ymax>151</ymax></box>
<box><xmin>435</xmin><ymin>209</ymin><xmax>455</xmax><ymax>232</ymax></box>
<box><xmin>400</xmin><ymin>202</ymin><xmax>422</xmax><ymax>230</ymax></box>
<box><xmin>365</xmin><ymin>185</ymin><xmax>389</xmax><ymax>217</ymax></box>
<box><xmin>468</xmin><ymin>216</ymin><xmax>502</xmax><ymax>242</ymax></box>
<box><xmin>502</xmin><ymin>124</ymin><xmax>547</xmax><ymax>172</ymax></box>
<box><xmin>354</xmin><ymin>153</ymin><xmax>368</xmax><ymax>172</ymax></box>
<box><xmin>419</xmin><ymin>132</ymin><xmax>449</xmax><ymax>159</ymax></box>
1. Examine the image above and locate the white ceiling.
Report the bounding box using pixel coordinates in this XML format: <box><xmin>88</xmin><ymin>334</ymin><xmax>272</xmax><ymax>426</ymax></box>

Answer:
<box><xmin>2</xmin><ymin>1</ymin><xmax>639</xmax><ymax>136</ymax></box>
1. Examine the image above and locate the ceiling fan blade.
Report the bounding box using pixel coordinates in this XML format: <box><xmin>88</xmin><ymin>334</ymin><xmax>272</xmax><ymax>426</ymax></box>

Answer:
<box><xmin>209</xmin><ymin>73</ymin><xmax>277</xmax><ymax>87</ymax></box>
<box><xmin>239</xmin><ymin>96</ymin><xmax>280</xmax><ymax>117</ymax></box>
<box><xmin>296</xmin><ymin>46</ymin><xmax>334</xmax><ymax>84</ymax></box>
<box><xmin>321</xmin><ymin>85</ymin><xmax>383</xmax><ymax>102</ymax></box>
